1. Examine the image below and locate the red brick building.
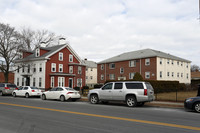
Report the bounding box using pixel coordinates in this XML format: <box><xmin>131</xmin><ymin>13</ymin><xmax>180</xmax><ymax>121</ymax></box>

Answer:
<box><xmin>97</xmin><ymin>49</ymin><xmax>191</xmax><ymax>84</ymax></box>
<box><xmin>0</xmin><ymin>72</ymin><xmax>14</xmax><ymax>83</ymax></box>
<box><xmin>14</xmin><ymin>39</ymin><xmax>86</xmax><ymax>90</ymax></box>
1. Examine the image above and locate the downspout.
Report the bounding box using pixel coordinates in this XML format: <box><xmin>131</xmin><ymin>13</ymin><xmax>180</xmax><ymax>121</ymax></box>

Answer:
<box><xmin>140</xmin><ymin>59</ymin><xmax>142</xmax><ymax>74</ymax></box>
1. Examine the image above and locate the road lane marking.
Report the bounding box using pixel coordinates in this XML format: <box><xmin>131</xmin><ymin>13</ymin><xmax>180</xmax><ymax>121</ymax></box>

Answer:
<box><xmin>0</xmin><ymin>102</ymin><xmax>200</xmax><ymax>131</ymax></box>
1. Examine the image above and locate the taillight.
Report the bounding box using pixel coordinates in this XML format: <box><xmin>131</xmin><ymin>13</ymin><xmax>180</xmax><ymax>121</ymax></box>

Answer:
<box><xmin>32</xmin><ymin>90</ymin><xmax>35</xmax><ymax>92</ymax></box>
<box><xmin>5</xmin><ymin>87</ymin><xmax>9</xmax><ymax>89</ymax></box>
<box><xmin>67</xmin><ymin>92</ymin><xmax>73</xmax><ymax>94</ymax></box>
<box><xmin>144</xmin><ymin>89</ymin><xmax>147</xmax><ymax>96</ymax></box>
<box><xmin>15</xmin><ymin>88</ymin><xmax>18</xmax><ymax>90</ymax></box>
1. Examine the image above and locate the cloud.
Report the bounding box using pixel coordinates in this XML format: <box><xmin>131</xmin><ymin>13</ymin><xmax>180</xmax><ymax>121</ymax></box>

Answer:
<box><xmin>0</xmin><ymin>0</ymin><xmax>200</xmax><ymax>66</ymax></box>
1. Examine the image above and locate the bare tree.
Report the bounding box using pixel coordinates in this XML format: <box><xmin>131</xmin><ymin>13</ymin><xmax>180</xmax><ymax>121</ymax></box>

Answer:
<box><xmin>191</xmin><ymin>64</ymin><xmax>200</xmax><ymax>72</ymax></box>
<box><xmin>0</xmin><ymin>23</ymin><xmax>23</xmax><ymax>82</ymax></box>
<box><xmin>20</xmin><ymin>27</ymin><xmax>57</xmax><ymax>50</ymax></box>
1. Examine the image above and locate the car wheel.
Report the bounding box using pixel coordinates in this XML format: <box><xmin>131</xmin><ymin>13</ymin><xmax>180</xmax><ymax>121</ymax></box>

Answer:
<box><xmin>25</xmin><ymin>93</ymin><xmax>29</xmax><ymax>98</ymax></box>
<box><xmin>90</xmin><ymin>94</ymin><xmax>99</xmax><ymax>104</ymax></box>
<box><xmin>126</xmin><ymin>96</ymin><xmax>137</xmax><ymax>107</ymax></box>
<box><xmin>137</xmin><ymin>102</ymin><xmax>145</xmax><ymax>107</ymax></box>
<box><xmin>0</xmin><ymin>91</ymin><xmax>3</xmax><ymax>96</ymax></box>
<box><xmin>41</xmin><ymin>94</ymin><xmax>46</xmax><ymax>100</ymax></box>
<box><xmin>194</xmin><ymin>102</ymin><xmax>200</xmax><ymax>113</ymax></box>
<box><xmin>13</xmin><ymin>92</ymin><xmax>16</xmax><ymax>97</ymax></box>
<box><xmin>60</xmin><ymin>95</ymin><xmax>65</xmax><ymax>102</ymax></box>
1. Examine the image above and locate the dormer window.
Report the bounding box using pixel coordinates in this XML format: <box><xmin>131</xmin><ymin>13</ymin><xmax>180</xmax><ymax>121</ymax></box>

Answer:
<box><xmin>59</xmin><ymin>52</ymin><xmax>63</xmax><ymax>61</ymax></box>
<box><xmin>69</xmin><ymin>54</ymin><xmax>73</xmax><ymax>62</ymax></box>
<box><xmin>36</xmin><ymin>48</ymin><xmax>40</xmax><ymax>57</ymax></box>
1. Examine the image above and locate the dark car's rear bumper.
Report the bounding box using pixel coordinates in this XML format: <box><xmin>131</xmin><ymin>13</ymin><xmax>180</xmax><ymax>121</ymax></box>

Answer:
<box><xmin>184</xmin><ymin>101</ymin><xmax>193</xmax><ymax>110</ymax></box>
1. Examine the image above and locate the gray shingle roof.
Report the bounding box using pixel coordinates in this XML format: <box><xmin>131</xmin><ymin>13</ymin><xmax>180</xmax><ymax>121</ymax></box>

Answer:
<box><xmin>98</xmin><ymin>49</ymin><xmax>191</xmax><ymax>64</ymax></box>
<box><xmin>83</xmin><ymin>60</ymin><xmax>97</xmax><ymax>68</ymax></box>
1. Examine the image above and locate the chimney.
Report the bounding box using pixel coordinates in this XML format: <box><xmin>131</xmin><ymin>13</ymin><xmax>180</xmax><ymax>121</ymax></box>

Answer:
<box><xmin>59</xmin><ymin>38</ymin><xmax>66</xmax><ymax>45</ymax></box>
<box><xmin>84</xmin><ymin>58</ymin><xmax>87</xmax><ymax>61</ymax></box>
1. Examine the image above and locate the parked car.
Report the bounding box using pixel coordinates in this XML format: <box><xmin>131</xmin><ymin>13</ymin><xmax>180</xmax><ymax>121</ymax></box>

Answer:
<box><xmin>41</xmin><ymin>87</ymin><xmax>81</xmax><ymax>102</ymax></box>
<box><xmin>0</xmin><ymin>83</ymin><xmax>18</xmax><ymax>96</ymax></box>
<box><xmin>12</xmin><ymin>86</ymin><xmax>42</xmax><ymax>98</ymax></box>
<box><xmin>87</xmin><ymin>81</ymin><xmax>155</xmax><ymax>107</ymax></box>
<box><xmin>184</xmin><ymin>96</ymin><xmax>200</xmax><ymax>113</ymax></box>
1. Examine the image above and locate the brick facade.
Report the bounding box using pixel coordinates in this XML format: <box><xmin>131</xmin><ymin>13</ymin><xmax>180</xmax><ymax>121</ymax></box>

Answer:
<box><xmin>0</xmin><ymin>72</ymin><xmax>14</xmax><ymax>83</ymax></box>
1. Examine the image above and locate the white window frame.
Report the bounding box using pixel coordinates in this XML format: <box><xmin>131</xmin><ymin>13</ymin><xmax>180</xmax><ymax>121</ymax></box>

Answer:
<box><xmin>101</xmin><ymin>74</ymin><xmax>104</xmax><ymax>80</ymax></box>
<box><xmin>58</xmin><ymin>77</ymin><xmax>65</xmax><ymax>87</ymax></box>
<box><xmin>69</xmin><ymin>54</ymin><xmax>73</xmax><ymax>62</ymax></box>
<box><xmin>172</xmin><ymin>72</ymin><xmax>174</xmax><ymax>77</ymax></box>
<box><xmin>33</xmin><ymin>78</ymin><xmax>36</xmax><ymax>87</ymax></box>
<box><xmin>69</xmin><ymin>66</ymin><xmax>73</xmax><ymax>74</ymax></box>
<box><xmin>36</xmin><ymin>48</ymin><xmax>40</xmax><ymax>57</ymax></box>
<box><xmin>101</xmin><ymin>64</ymin><xmax>104</xmax><ymax>70</ymax></box>
<box><xmin>129</xmin><ymin>60</ymin><xmax>136</xmax><ymax>67</ymax></box>
<box><xmin>109</xmin><ymin>63</ymin><xmax>115</xmax><ymax>69</ymax></box>
<box><xmin>129</xmin><ymin>73</ymin><xmax>135</xmax><ymax>79</ymax></box>
<box><xmin>160</xmin><ymin>71</ymin><xmax>162</xmax><ymax>78</ymax></box>
<box><xmin>145</xmin><ymin>58</ymin><xmax>150</xmax><ymax>66</ymax></box>
<box><xmin>51</xmin><ymin>63</ymin><xmax>56</xmax><ymax>72</ymax></box>
<box><xmin>78</xmin><ymin>66</ymin><xmax>82</xmax><ymax>74</ymax></box>
<box><xmin>39</xmin><ymin>63</ymin><xmax>42</xmax><ymax>72</ymax></box>
<box><xmin>145</xmin><ymin>72</ymin><xmax>150</xmax><ymax>79</ymax></box>
<box><xmin>120</xmin><ymin>67</ymin><xmax>124</xmax><ymax>74</ymax></box>
<box><xmin>50</xmin><ymin>76</ymin><xmax>55</xmax><ymax>88</ymax></box>
<box><xmin>167</xmin><ymin>72</ymin><xmax>170</xmax><ymax>77</ymax></box>
<box><xmin>77</xmin><ymin>78</ymin><xmax>82</xmax><ymax>87</ymax></box>
<box><xmin>59</xmin><ymin>52</ymin><xmax>63</xmax><ymax>61</ymax></box>
<box><xmin>177</xmin><ymin>72</ymin><xmax>180</xmax><ymax>78</ymax></box>
<box><xmin>39</xmin><ymin>77</ymin><xmax>42</xmax><ymax>87</ymax></box>
<box><xmin>59</xmin><ymin>64</ymin><xmax>63</xmax><ymax>72</ymax></box>
<box><xmin>160</xmin><ymin>58</ymin><xmax>162</xmax><ymax>65</ymax></box>
<box><xmin>109</xmin><ymin>74</ymin><xmax>115</xmax><ymax>80</ymax></box>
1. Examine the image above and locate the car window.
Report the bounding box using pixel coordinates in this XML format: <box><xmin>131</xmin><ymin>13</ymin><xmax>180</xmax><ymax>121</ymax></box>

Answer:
<box><xmin>23</xmin><ymin>87</ymin><xmax>29</xmax><ymax>90</ymax></box>
<box><xmin>102</xmin><ymin>83</ymin><xmax>113</xmax><ymax>90</ymax></box>
<box><xmin>18</xmin><ymin>87</ymin><xmax>23</xmax><ymax>90</ymax></box>
<box><xmin>145</xmin><ymin>82</ymin><xmax>154</xmax><ymax>90</ymax></box>
<box><xmin>56</xmin><ymin>88</ymin><xmax>63</xmax><ymax>91</ymax></box>
<box><xmin>65</xmin><ymin>88</ymin><xmax>75</xmax><ymax>91</ymax></box>
<box><xmin>114</xmin><ymin>83</ymin><xmax>123</xmax><ymax>89</ymax></box>
<box><xmin>125</xmin><ymin>83</ymin><xmax>144</xmax><ymax>89</ymax></box>
<box><xmin>50</xmin><ymin>88</ymin><xmax>57</xmax><ymax>91</ymax></box>
<box><xmin>0</xmin><ymin>84</ymin><xmax>5</xmax><ymax>87</ymax></box>
<box><xmin>31</xmin><ymin>87</ymin><xmax>38</xmax><ymax>90</ymax></box>
<box><xmin>7</xmin><ymin>84</ymin><xmax>17</xmax><ymax>88</ymax></box>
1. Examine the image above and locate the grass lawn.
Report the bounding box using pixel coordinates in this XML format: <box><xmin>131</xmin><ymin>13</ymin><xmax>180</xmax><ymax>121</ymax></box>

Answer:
<box><xmin>155</xmin><ymin>90</ymin><xmax>198</xmax><ymax>102</ymax></box>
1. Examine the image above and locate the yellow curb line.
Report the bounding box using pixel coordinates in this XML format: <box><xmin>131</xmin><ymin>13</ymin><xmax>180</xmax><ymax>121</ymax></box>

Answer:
<box><xmin>0</xmin><ymin>102</ymin><xmax>200</xmax><ymax>131</ymax></box>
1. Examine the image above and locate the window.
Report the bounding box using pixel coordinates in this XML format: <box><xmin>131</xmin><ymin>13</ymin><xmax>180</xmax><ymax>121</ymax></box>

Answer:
<box><xmin>120</xmin><ymin>67</ymin><xmax>124</xmax><ymax>74</ymax></box>
<box><xmin>36</xmin><ymin>48</ymin><xmax>40</xmax><ymax>57</ymax></box>
<box><xmin>125</xmin><ymin>83</ymin><xmax>144</xmax><ymax>89</ymax></box>
<box><xmin>181</xmin><ymin>73</ymin><xmax>183</xmax><ymax>78</ymax></box>
<box><xmin>51</xmin><ymin>77</ymin><xmax>54</xmax><ymax>88</ymax></box>
<box><xmin>167</xmin><ymin>72</ymin><xmax>170</xmax><ymax>77</ymax></box>
<box><xmin>187</xmin><ymin>73</ymin><xmax>189</xmax><ymax>79</ymax></box>
<box><xmin>167</xmin><ymin>59</ymin><xmax>170</xmax><ymax>64</ymax></box>
<box><xmin>58</xmin><ymin>77</ymin><xmax>65</xmax><ymax>87</ymax></box>
<box><xmin>59</xmin><ymin>52</ymin><xmax>63</xmax><ymax>61</ymax></box>
<box><xmin>33</xmin><ymin>78</ymin><xmax>36</xmax><ymax>87</ymax></box>
<box><xmin>22</xmin><ymin>78</ymin><xmax>24</xmax><ymax>86</ymax></box>
<box><xmin>171</xmin><ymin>60</ymin><xmax>174</xmax><ymax>65</ymax></box>
<box><xmin>177</xmin><ymin>73</ymin><xmax>180</xmax><ymax>78</ymax></box>
<box><xmin>78</xmin><ymin>66</ymin><xmax>82</xmax><ymax>74</ymax></box>
<box><xmin>101</xmin><ymin>74</ymin><xmax>104</xmax><ymax>80</ymax></box>
<box><xmin>39</xmin><ymin>63</ymin><xmax>42</xmax><ymax>72</ymax></box>
<box><xmin>28</xmin><ymin>65</ymin><xmax>30</xmax><ymax>73</ymax></box>
<box><xmin>69</xmin><ymin>54</ymin><xmax>73</xmax><ymax>62</ymax></box>
<box><xmin>17</xmin><ymin>66</ymin><xmax>20</xmax><ymax>73</ymax></box>
<box><xmin>69</xmin><ymin>66</ymin><xmax>73</xmax><ymax>74</ymax></box>
<box><xmin>77</xmin><ymin>78</ymin><xmax>82</xmax><ymax>87</ymax></box>
<box><xmin>160</xmin><ymin>71</ymin><xmax>162</xmax><ymax>78</ymax></box>
<box><xmin>59</xmin><ymin>64</ymin><xmax>63</xmax><ymax>72</ymax></box>
<box><xmin>90</xmin><ymin>76</ymin><xmax>93</xmax><ymax>79</ymax></box>
<box><xmin>86</xmin><ymin>76</ymin><xmax>88</xmax><ymax>80</ymax></box>
<box><xmin>114</xmin><ymin>83</ymin><xmax>123</xmax><ymax>89</ymax></box>
<box><xmin>109</xmin><ymin>63</ymin><xmax>115</xmax><ymax>69</ymax></box>
<box><xmin>172</xmin><ymin>72</ymin><xmax>174</xmax><ymax>77</ymax></box>
<box><xmin>186</xmin><ymin>63</ymin><xmax>188</xmax><ymax>68</ymax></box>
<box><xmin>109</xmin><ymin>74</ymin><xmax>115</xmax><ymax>80</ymax></box>
<box><xmin>22</xmin><ymin>66</ymin><xmax>25</xmax><ymax>73</ymax></box>
<box><xmin>17</xmin><ymin>78</ymin><xmax>19</xmax><ymax>86</ymax></box>
<box><xmin>129</xmin><ymin>60</ymin><xmax>136</xmax><ymax>67</ymax></box>
<box><xmin>145</xmin><ymin>72</ymin><xmax>150</xmax><ymax>79</ymax></box>
<box><xmin>91</xmin><ymin>68</ymin><xmax>93</xmax><ymax>71</ymax></box>
<box><xmin>129</xmin><ymin>73</ymin><xmax>135</xmax><ymax>79</ymax></box>
<box><xmin>39</xmin><ymin>77</ymin><xmax>42</xmax><ymax>87</ymax></box>
<box><xmin>181</xmin><ymin>62</ymin><xmax>183</xmax><ymax>66</ymax></box>
<box><xmin>33</xmin><ymin>64</ymin><xmax>36</xmax><ymax>73</ymax></box>
<box><xmin>145</xmin><ymin>58</ymin><xmax>150</xmax><ymax>66</ymax></box>
<box><xmin>101</xmin><ymin>64</ymin><xmax>104</xmax><ymax>70</ymax></box>
<box><xmin>160</xmin><ymin>58</ymin><xmax>162</xmax><ymax>65</ymax></box>
<box><xmin>51</xmin><ymin>63</ymin><xmax>56</xmax><ymax>72</ymax></box>
<box><xmin>102</xmin><ymin>83</ymin><xmax>112</xmax><ymax>90</ymax></box>
<box><xmin>177</xmin><ymin>61</ymin><xmax>179</xmax><ymax>65</ymax></box>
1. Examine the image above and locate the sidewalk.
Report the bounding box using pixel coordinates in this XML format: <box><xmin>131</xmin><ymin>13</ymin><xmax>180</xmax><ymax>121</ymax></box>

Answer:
<box><xmin>80</xmin><ymin>97</ymin><xmax>184</xmax><ymax>108</ymax></box>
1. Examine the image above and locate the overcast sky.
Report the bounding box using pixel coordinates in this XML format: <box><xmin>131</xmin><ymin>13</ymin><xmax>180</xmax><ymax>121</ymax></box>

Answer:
<box><xmin>1</xmin><ymin>0</ymin><xmax>200</xmax><ymax>66</ymax></box>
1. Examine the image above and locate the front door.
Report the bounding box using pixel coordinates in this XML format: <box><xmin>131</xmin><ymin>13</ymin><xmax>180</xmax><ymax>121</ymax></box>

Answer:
<box><xmin>26</xmin><ymin>77</ymin><xmax>30</xmax><ymax>86</ymax></box>
<box><xmin>69</xmin><ymin>78</ymin><xmax>73</xmax><ymax>88</ymax></box>
<box><xmin>98</xmin><ymin>83</ymin><xmax>113</xmax><ymax>100</ymax></box>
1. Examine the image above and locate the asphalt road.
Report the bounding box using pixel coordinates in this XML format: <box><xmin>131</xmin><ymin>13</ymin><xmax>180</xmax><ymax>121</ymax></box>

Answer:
<box><xmin>0</xmin><ymin>96</ymin><xmax>199</xmax><ymax>133</ymax></box>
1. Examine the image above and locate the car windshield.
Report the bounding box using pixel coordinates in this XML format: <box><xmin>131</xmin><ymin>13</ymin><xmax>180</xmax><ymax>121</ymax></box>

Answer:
<box><xmin>31</xmin><ymin>87</ymin><xmax>38</xmax><ymax>89</ymax></box>
<box><xmin>65</xmin><ymin>88</ymin><xmax>76</xmax><ymax>91</ymax></box>
<box><xmin>7</xmin><ymin>84</ymin><xmax>17</xmax><ymax>88</ymax></box>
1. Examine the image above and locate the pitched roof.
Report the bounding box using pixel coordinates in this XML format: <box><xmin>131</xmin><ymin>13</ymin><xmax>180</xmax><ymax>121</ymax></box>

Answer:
<box><xmin>83</xmin><ymin>60</ymin><xmax>97</xmax><ymax>68</ymax></box>
<box><xmin>98</xmin><ymin>49</ymin><xmax>191</xmax><ymax>64</ymax></box>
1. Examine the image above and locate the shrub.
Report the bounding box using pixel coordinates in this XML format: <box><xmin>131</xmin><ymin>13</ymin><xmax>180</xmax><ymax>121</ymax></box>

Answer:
<box><xmin>132</xmin><ymin>72</ymin><xmax>143</xmax><ymax>81</ymax></box>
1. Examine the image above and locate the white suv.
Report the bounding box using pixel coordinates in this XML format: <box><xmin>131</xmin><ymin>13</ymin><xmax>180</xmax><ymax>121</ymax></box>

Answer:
<box><xmin>88</xmin><ymin>81</ymin><xmax>155</xmax><ymax>107</ymax></box>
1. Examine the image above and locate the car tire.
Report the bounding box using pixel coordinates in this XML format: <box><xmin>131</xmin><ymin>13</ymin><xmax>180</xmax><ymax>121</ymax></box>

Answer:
<box><xmin>41</xmin><ymin>94</ymin><xmax>46</xmax><ymax>100</ymax></box>
<box><xmin>90</xmin><ymin>94</ymin><xmax>99</xmax><ymax>104</ymax></box>
<box><xmin>60</xmin><ymin>95</ymin><xmax>65</xmax><ymax>102</ymax></box>
<box><xmin>126</xmin><ymin>96</ymin><xmax>137</xmax><ymax>107</ymax></box>
<box><xmin>25</xmin><ymin>93</ymin><xmax>29</xmax><ymax>98</ymax></box>
<box><xmin>194</xmin><ymin>102</ymin><xmax>200</xmax><ymax>113</ymax></box>
<box><xmin>0</xmin><ymin>91</ymin><xmax>3</xmax><ymax>96</ymax></box>
<box><xmin>13</xmin><ymin>92</ymin><xmax>16</xmax><ymax>97</ymax></box>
